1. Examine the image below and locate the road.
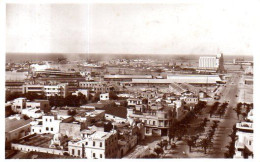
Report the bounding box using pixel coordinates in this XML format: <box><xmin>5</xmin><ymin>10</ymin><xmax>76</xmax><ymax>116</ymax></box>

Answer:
<box><xmin>209</xmin><ymin>72</ymin><xmax>241</xmax><ymax>158</ymax></box>
<box><xmin>124</xmin><ymin>72</ymin><xmax>243</xmax><ymax>158</ymax></box>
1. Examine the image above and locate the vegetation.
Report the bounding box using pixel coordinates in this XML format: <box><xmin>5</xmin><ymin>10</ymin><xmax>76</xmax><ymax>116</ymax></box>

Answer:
<box><xmin>199</xmin><ymin>138</ymin><xmax>213</xmax><ymax>154</ymax></box>
<box><xmin>225</xmin><ymin>124</ymin><xmax>237</xmax><ymax>158</ymax></box>
<box><xmin>5</xmin><ymin>91</ymin><xmax>46</xmax><ymax>102</ymax></box>
<box><xmin>154</xmin><ymin>147</ymin><xmax>164</xmax><ymax>157</ymax></box>
<box><xmin>209</xmin><ymin>102</ymin><xmax>220</xmax><ymax>117</ymax></box>
<box><xmin>49</xmin><ymin>93</ymin><xmax>88</xmax><ymax>107</ymax></box>
<box><xmin>185</xmin><ymin>136</ymin><xmax>198</xmax><ymax>152</ymax></box>
<box><xmin>233</xmin><ymin>102</ymin><xmax>242</xmax><ymax>120</ymax></box>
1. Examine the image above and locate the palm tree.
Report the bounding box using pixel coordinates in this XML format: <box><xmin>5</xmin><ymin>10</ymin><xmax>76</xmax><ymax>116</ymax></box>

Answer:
<box><xmin>185</xmin><ymin>136</ymin><xmax>196</xmax><ymax>152</ymax></box>
<box><xmin>199</xmin><ymin>138</ymin><xmax>212</xmax><ymax>154</ymax></box>
<box><xmin>234</xmin><ymin>103</ymin><xmax>242</xmax><ymax>119</ymax></box>
<box><xmin>191</xmin><ymin>135</ymin><xmax>199</xmax><ymax>145</ymax></box>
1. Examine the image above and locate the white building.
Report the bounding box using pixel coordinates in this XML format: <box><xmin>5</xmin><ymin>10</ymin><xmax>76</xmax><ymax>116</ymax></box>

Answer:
<box><xmin>31</xmin><ymin>115</ymin><xmax>68</xmax><ymax>134</ymax></box>
<box><xmin>11</xmin><ymin>98</ymin><xmax>26</xmax><ymax>113</ymax></box>
<box><xmin>68</xmin><ymin>130</ymin><xmax>118</xmax><ymax>159</ymax></box>
<box><xmin>234</xmin><ymin>122</ymin><xmax>253</xmax><ymax>159</ymax></box>
<box><xmin>127</xmin><ymin>98</ymin><xmax>143</xmax><ymax>106</ymax></box>
<box><xmin>199</xmin><ymin>54</ymin><xmax>220</xmax><ymax>69</ymax></box>
<box><xmin>100</xmin><ymin>93</ymin><xmax>109</xmax><ymax>101</ymax></box>
<box><xmin>44</xmin><ymin>83</ymin><xmax>68</xmax><ymax>98</ymax></box>
<box><xmin>21</xmin><ymin>108</ymin><xmax>43</xmax><ymax>119</ymax></box>
<box><xmin>26</xmin><ymin>100</ymin><xmax>50</xmax><ymax>113</ymax></box>
<box><xmin>72</xmin><ymin>89</ymin><xmax>89</xmax><ymax>98</ymax></box>
<box><xmin>22</xmin><ymin>84</ymin><xmax>44</xmax><ymax>94</ymax></box>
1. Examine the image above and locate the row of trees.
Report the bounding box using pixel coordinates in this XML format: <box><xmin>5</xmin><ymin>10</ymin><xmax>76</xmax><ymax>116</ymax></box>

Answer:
<box><xmin>6</xmin><ymin>90</ymin><xmax>119</xmax><ymax>107</ymax></box>
<box><xmin>225</xmin><ymin>124</ymin><xmax>237</xmax><ymax>158</ymax></box>
<box><xmin>215</xmin><ymin>102</ymin><xmax>228</xmax><ymax>118</ymax></box>
<box><xmin>5</xmin><ymin>91</ymin><xmax>46</xmax><ymax>102</ymax></box>
<box><xmin>185</xmin><ymin>119</ymin><xmax>219</xmax><ymax>154</ymax></box>
<box><xmin>168</xmin><ymin>101</ymin><xmax>207</xmax><ymax>143</ymax></box>
<box><xmin>48</xmin><ymin>93</ymin><xmax>88</xmax><ymax>107</ymax></box>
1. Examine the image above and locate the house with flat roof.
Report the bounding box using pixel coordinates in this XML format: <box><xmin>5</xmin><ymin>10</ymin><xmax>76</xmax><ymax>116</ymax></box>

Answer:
<box><xmin>5</xmin><ymin>115</ymin><xmax>32</xmax><ymax>143</ymax></box>
<box><xmin>105</xmin><ymin>107</ymin><xmax>127</xmax><ymax>123</ymax></box>
<box><xmin>68</xmin><ymin>130</ymin><xmax>118</xmax><ymax>159</ymax></box>
<box><xmin>234</xmin><ymin>122</ymin><xmax>253</xmax><ymax>159</ymax></box>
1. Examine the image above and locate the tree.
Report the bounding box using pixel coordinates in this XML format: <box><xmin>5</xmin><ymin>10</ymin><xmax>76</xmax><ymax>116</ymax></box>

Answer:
<box><xmin>154</xmin><ymin>147</ymin><xmax>164</xmax><ymax>157</ymax></box>
<box><xmin>185</xmin><ymin>136</ymin><xmax>196</xmax><ymax>152</ymax></box>
<box><xmin>91</xmin><ymin>92</ymin><xmax>100</xmax><ymax>102</ymax></box>
<box><xmin>168</xmin><ymin>121</ymin><xmax>179</xmax><ymax>143</ymax></box>
<box><xmin>49</xmin><ymin>95</ymin><xmax>65</xmax><ymax>107</ymax></box>
<box><xmin>109</xmin><ymin>91</ymin><xmax>118</xmax><ymax>100</ymax></box>
<box><xmin>78</xmin><ymin>92</ymin><xmax>88</xmax><ymax>105</ymax></box>
<box><xmin>142</xmin><ymin>153</ymin><xmax>157</xmax><ymax>158</ymax></box>
<box><xmin>24</xmin><ymin>92</ymin><xmax>46</xmax><ymax>101</ymax></box>
<box><xmin>234</xmin><ymin>103</ymin><xmax>242</xmax><ymax>120</ymax></box>
<box><xmin>211</xmin><ymin>120</ymin><xmax>219</xmax><ymax>130</ymax></box>
<box><xmin>209</xmin><ymin>102</ymin><xmax>220</xmax><ymax>117</ymax></box>
<box><xmin>68</xmin><ymin>109</ymin><xmax>76</xmax><ymax>116</ymax></box>
<box><xmin>199</xmin><ymin>138</ymin><xmax>212</xmax><ymax>154</ymax></box>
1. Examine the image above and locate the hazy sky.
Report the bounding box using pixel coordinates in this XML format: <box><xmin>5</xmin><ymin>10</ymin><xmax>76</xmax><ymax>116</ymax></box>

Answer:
<box><xmin>6</xmin><ymin>1</ymin><xmax>258</xmax><ymax>55</ymax></box>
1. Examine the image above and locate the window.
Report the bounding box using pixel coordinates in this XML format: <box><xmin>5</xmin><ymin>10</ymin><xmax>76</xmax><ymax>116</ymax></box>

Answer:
<box><xmin>93</xmin><ymin>153</ymin><xmax>96</xmax><ymax>158</ymax></box>
<box><xmin>72</xmin><ymin>149</ymin><xmax>75</xmax><ymax>155</ymax></box>
<box><xmin>46</xmin><ymin>119</ymin><xmax>47</xmax><ymax>122</ymax></box>
<box><xmin>78</xmin><ymin>150</ymin><xmax>80</xmax><ymax>156</ymax></box>
<box><xmin>50</xmin><ymin>119</ymin><xmax>52</xmax><ymax>122</ymax></box>
<box><xmin>100</xmin><ymin>154</ymin><xmax>102</xmax><ymax>158</ymax></box>
<box><xmin>85</xmin><ymin>142</ymin><xmax>88</xmax><ymax>145</ymax></box>
<box><xmin>93</xmin><ymin>141</ymin><xmax>95</xmax><ymax>146</ymax></box>
<box><xmin>32</xmin><ymin>129</ymin><xmax>34</xmax><ymax>132</ymax></box>
<box><xmin>51</xmin><ymin>128</ymin><xmax>53</xmax><ymax>131</ymax></box>
<box><xmin>146</xmin><ymin>128</ymin><xmax>150</xmax><ymax>134</ymax></box>
<box><xmin>100</xmin><ymin>142</ymin><xmax>102</xmax><ymax>147</ymax></box>
<box><xmin>153</xmin><ymin>121</ymin><xmax>156</xmax><ymax>125</ymax></box>
<box><xmin>46</xmin><ymin>127</ymin><xmax>49</xmax><ymax>131</ymax></box>
<box><xmin>39</xmin><ymin>130</ymin><xmax>41</xmax><ymax>133</ymax></box>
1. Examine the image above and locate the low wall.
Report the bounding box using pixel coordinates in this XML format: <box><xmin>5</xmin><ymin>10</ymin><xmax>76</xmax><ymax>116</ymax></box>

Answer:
<box><xmin>11</xmin><ymin>143</ymin><xmax>66</xmax><ymax>156</ymax></box>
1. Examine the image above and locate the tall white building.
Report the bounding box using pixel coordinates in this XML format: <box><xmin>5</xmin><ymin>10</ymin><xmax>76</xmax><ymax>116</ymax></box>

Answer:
<box><xmin>199</xmin><ymin>54</ymin><xmax>220</xmax><ymax>69</ymax></box>
<box><xmin>43</xmin><ymin>83</ymin><xmax>68</xmax><ymax>98</ymax></box>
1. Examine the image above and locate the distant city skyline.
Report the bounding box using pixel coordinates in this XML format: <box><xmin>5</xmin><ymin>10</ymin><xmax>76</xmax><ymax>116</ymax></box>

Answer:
<box><xmin>6</xmin><ymin>1</ymin><xmax>257</xmax><ymax>56</ymax></box>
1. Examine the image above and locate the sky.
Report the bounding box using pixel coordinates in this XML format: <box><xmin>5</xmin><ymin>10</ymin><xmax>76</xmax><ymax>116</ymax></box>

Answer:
<box><xmin>6</xmin><ymin>1</ymin><xmax>259</xmax><ymax>55</ymax></box>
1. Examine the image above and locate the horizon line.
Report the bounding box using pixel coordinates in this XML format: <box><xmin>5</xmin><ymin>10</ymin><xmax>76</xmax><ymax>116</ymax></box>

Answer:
<box><xmin>6</xmin><ymin>52</ymin><xmax>253</xmax><ymax>56</ymax></box>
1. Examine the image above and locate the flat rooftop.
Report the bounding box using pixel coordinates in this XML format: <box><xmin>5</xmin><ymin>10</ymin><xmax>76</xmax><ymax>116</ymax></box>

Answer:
<box><xmin>104</xmin><ymin>75</ymin><xmax>152</xmax><ymax>79</ymax></box>
<box><xmin>14</xmin><ymin>134</ymin><xmax>53</xmax><ymax>148</ymax></box>
<box><xmin>5</xmin><ymin>117</ymin><xmax>32</xmax><ymax>133</ymax></box>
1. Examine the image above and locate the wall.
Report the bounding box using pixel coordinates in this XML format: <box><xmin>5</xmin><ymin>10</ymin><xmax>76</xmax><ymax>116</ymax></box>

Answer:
<box><xmin>11</xmin><ymin>143</ymin><xmax>65</xmax><ymax>155</ymax></box>
<box><xmin>59</xmin><ymin>123</ymin><xmax>81</xmax><ymax>139</ymax></box>
<box><xmin>6</xmin><ymin>124</ymin><xmax>31</xmax><ymax>143</ymax></box>
<box><xmin>105</xmin><ymin>114</ymin><xmax>127</xmax><ymax>123</ymax></box>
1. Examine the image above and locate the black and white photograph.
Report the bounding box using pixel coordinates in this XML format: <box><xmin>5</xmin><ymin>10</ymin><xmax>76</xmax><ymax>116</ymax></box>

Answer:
<box><xmin>3</xmin><ymin>0</ymin><xmax>258</xmax><ymax>160</ymax></box>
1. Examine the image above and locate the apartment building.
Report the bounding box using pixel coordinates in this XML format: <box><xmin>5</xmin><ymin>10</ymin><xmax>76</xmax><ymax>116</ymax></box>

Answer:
<box><xmin>68</xmin><ymin>130</ymin><xmax>118</xmax><ymax>159</ymax></box>
<box><xmin>44</xmin><ymin>83</ymin><xmax>68</xmax><ymax>98</ymax></box>
<box><xmin>234</xmin><ymin>122</ymin><xmax>253</xmax><ymax>159</ymax></box>
<box><xmin>127</xmin><ymin>108</ymin><xmax>173</xmax><ymax>136</ymax></box>
<box><xmin>31</xmin><ymin>115</ymin><xmax>66</xmax><ymax>134</ymax></box>
<box><xmin>11</xmin><ymin>98</ymin><xmax>26</xmax><ymax>113</ymax></box>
